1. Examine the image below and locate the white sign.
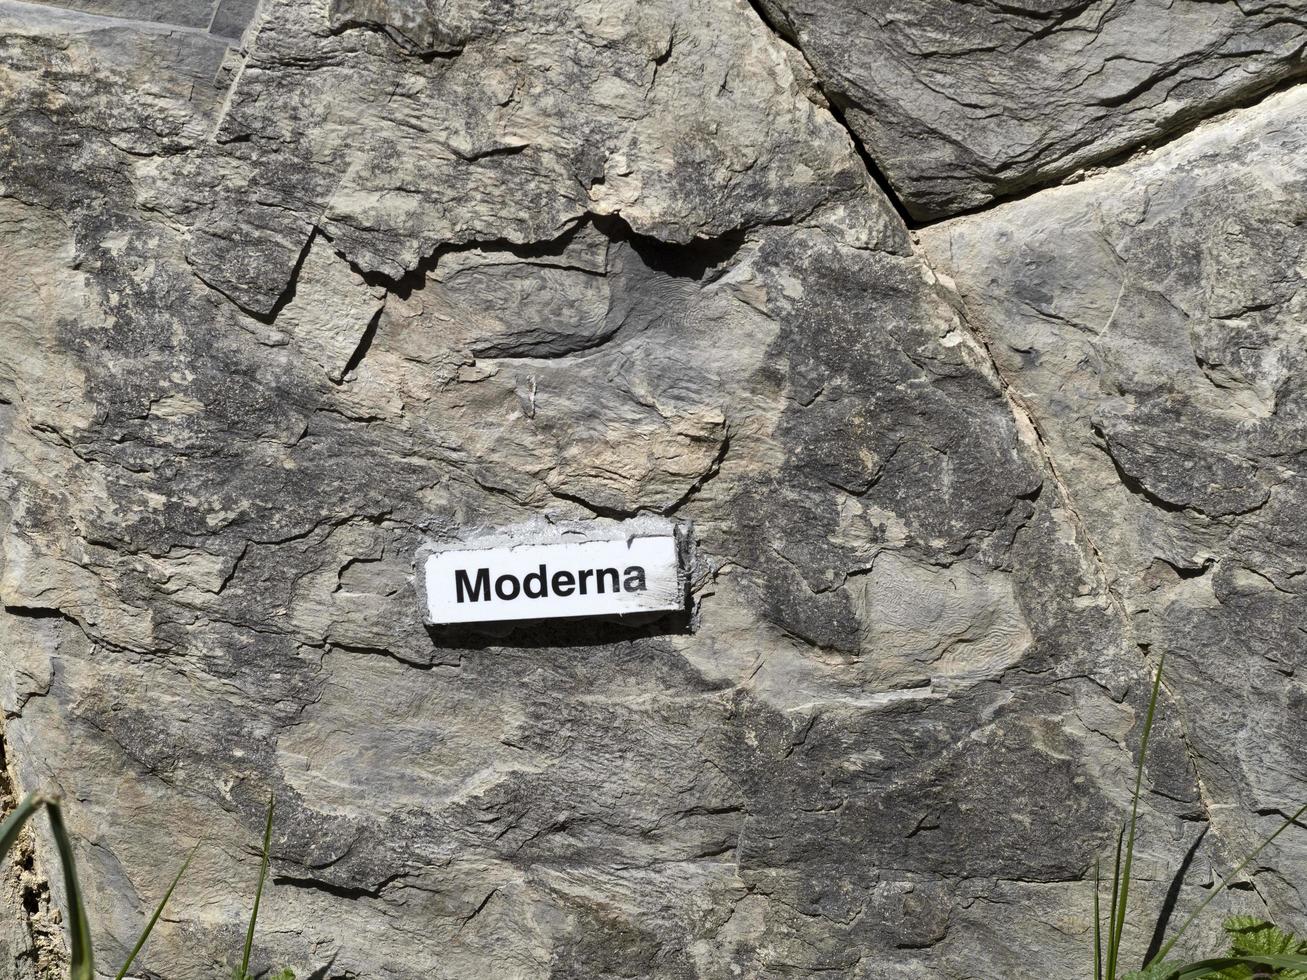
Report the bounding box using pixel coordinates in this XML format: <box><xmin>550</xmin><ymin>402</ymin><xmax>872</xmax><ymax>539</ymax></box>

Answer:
<box><xmin>419</xmin><ymin>524</ymin><xmax>686</xmax><ymax>625</ymax></box>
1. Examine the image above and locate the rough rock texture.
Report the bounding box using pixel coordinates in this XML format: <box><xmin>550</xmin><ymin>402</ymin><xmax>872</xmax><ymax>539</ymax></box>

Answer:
<box><xmin>757</xmin><ymin>0</ymin><xmax>1307</xmax><ymax>218</ymax></box>
<box><xmin>0</xmin><ymin>0</ymin><xmax>1303</xmax><ymax>978</ymax></box>
<box><xmin>923</xmin><ymin>82</ymin><xmax>1307</xmax><ymax>927</ymax></box>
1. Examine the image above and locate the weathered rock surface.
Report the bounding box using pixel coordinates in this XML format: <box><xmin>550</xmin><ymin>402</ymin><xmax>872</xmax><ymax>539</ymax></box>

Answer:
<box><xmin>923</xmin><ymin>82</ymin><xmax>1307</xmax><ymax>930</ymax></box>
<box><xmin>0</xmin><ymin>0</ymin><xmax>1302</xmax><ymax>978</ymax></box>
<box><xmin>758</xmin><ymin>0</ymin><xmax>1307</xmax><ymax>218</ymax></box>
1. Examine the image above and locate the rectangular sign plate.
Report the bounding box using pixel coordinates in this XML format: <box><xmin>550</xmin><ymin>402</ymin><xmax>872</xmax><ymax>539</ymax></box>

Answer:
<box><xmin>419</xmin><ymin>520</ymin><xmax>687</xmax><ymax>626</ymax></box>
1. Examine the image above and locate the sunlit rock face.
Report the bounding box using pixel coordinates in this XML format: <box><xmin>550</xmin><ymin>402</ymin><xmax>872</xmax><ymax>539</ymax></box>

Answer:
<box><xmin>757</xmin><ymin>0</ymin><xmax>1307</xmax><ymax>219</ymax></box>
<box><xmin>921</xmin><ymin>84</ymin><xmax>1307</xmax><ymax>942</ymax></box>
<box><xmin>0</xmin><ymin>1</ymin><xmax>1301</xmax><ymax>978</ymax></box>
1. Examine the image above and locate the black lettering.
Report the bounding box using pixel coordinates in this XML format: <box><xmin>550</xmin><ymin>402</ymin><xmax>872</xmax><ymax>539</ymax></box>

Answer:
<box><xmin>495</xmin><ymin>574</ymin><xmax>520</xmax><ymax>600</ymax></box>
<box><xmin>455</xmin><ymin>567</ymin><xmax>491</xmax><ymax>603</ymax></box>
<box><xmin>460</xmin><ymin>563</ymin><xmax>654</xmax><ymax>603</ymax></box>
<box><xmin>524</xmin><ymin>564</ymin><xmax>547</xmax><ymax>599</ymax></box>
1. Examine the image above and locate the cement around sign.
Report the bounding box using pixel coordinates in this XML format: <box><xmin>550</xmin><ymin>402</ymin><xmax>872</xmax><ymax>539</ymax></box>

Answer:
<box><xmin>416</xmin><ymin>518</ymin><xmax>690</xmax><ymax>626</ymax></box>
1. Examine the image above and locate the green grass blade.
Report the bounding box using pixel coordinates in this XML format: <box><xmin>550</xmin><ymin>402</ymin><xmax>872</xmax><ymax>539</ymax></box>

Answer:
<box><xmin>1150</xmin><ymin>798</ymin><xmax>1307</xmax><ymax>967</ymax></box>
<box><xmin>0</xmin><ymin>793</ymin><xmax>48</xmax><ymax>860</ymax></box>
<box><xmin>114</xmin><ymin>841</ymin><xmax>201</xmax><ymax>980</ymax></box>
<box><xmin>46</xmin><ymin>799</ymin><xmax>94</xmax><ymax>980</ymax></box>
<box><xmin>1108</xmin><ymin>653</ymin><xmax>1165</xmax><ymax>980</ymax></box>
<box><xmin>240</xmin><ymin>794</ymin><xmax>276</xmax><ymax>979</ymax></box>
<box><xmin>1094</xmin><ymin>858</ymin><xmax>1104</xmax><ymax>980</ymax></box>
<box><xmin>1164</xmin><ymin>953</ymin><xmax>1307</xmax><ymax>980</ymax></box>
<box><xmin>1107</xmin><ymin>823</ymin><xmax>1126</xmax><ymax>978</ymax></box>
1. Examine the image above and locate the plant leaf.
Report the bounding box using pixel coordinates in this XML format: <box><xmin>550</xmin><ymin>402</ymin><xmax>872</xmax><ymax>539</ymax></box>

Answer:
<box><xmin>0</xmin><ymin>793</ymin><xmax>47</xmax><ymax>860</ymax></box>
<box><xmin>239</xmin><ymin>794</ymin><xmax>276</xmax><ymax>979</ymax></box>
<box><xmin>114</xmin><ymin>841</ymin><xmax>201</xmax><ymax>980</ymax></box>
<box><xmin>1120</xmin><ymin>961</ymin><xmax>1186</xmax><ymax>980</ymax></box>
<box><xmin>1110</xmin><ymin>653</ymin><xmax>1165</xmax><ymax>980</ymax></box>
<box><xmin>1164</xmin><ymin>953</ymin><xmax>1307</xmax><ymax>980</ymax></box>
<box><xmin>46</xmin><ymin>799</ymin><xmax>95</xmax><ymax>980</ymax></box>
<box><xmin>1150</xmin><ymin>800</ymin><xmax>1307</xmax><ymax>967</ymax></box>
<box><xmin>1109</xmin><ymin>822</ymin><xmax>1126</xmax><ymax>977</ymax></box>
<box><xmin>1095</xmin><ymin>857</ymin><xmax>1104</xmax><ymax>980</ymax></box>
<box><xmin>1223</xmin><ymin>915</ymin><xmax>1307</xmax><ymax>961</ymax></box>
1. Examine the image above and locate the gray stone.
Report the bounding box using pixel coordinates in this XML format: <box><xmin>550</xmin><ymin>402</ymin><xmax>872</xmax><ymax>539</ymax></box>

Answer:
<box><xmin>155</xmin><ymin>0</ymin><xmax>888</xmax><ymax>314</ymax></box>
<box><xmin>923</xmin><ymin>83</ymin><xmax>1307</xmax><ymax>928</ymax></box>
<box><xmin>758</xmin><ymin>0</ymin><xmax>1307</xmax><ymax>218</ymax></box>
<box><xmin>0</xmin><ymin>0</ymin><xmax>1301</xmax><ymax>977</ymax></box>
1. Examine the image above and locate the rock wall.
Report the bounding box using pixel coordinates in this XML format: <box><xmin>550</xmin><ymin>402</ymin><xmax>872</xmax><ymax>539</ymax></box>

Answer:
<box><xmin>0</xmin><ymin>1</ymin><xmax>1303</xmax><ymax>978</ymax></box>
